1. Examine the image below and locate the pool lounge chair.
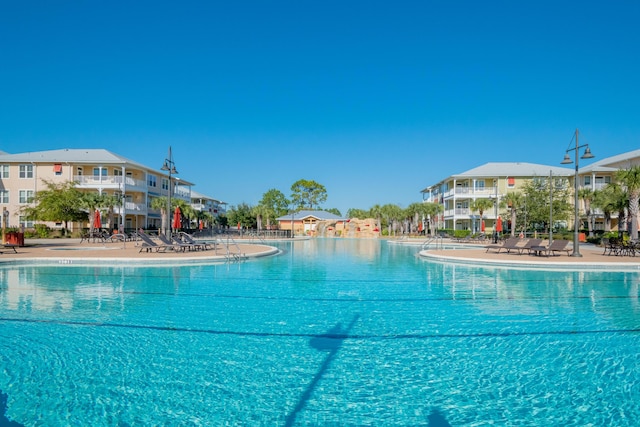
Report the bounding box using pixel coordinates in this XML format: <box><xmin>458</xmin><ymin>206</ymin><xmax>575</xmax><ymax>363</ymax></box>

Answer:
<box><xmin>157</xmin><ymin>234</ymin><xmax>192</xmax><ymax>251</ymax></box>
<box><xmin>485</xmin><ymin>237</ymin><xmax>522</xmax><ymax>253</ymax></box>
<box><xmin>136</xmin><ymin>232</ymin><xmax>175</xmax><ymax>253</ymax></box>
<box><xmin>530</xmin><ymin>239</ymin><xmax>572</xmax><ymax>257</ymax></box>
<box><xmin>177</xmin><ymin>232</ymin><xmax>215</xmax><ymax>251</ymax></box>
<box><xmin>0</xmin><ymin>243</ymin><xmax>18</xmax><ymax>254</ymax></box>
<box><xmin>518</xmin><ymin>238</ymin><xmax>543</xmax><ymax>255</ymax></box>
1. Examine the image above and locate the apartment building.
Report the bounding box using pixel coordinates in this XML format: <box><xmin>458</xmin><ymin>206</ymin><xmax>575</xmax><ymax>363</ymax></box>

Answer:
<box><xmin>0</xmin><ymin>148</ymin><xmax>199</xmax><ymax>233</ymax></box>
<box><xmin>421</xmin><ymin>148</ymin><xmax>640</xmax><ymax>234</ymax></box>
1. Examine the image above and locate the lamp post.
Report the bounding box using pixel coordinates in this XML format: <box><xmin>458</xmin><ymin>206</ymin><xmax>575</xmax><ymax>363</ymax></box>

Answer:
<box><xmin>560</xmin><ymin>129</ymin><xmax>594</xmax><ymax>257</ymax></box>
<box><xmin>161</xmin><ymin>146</ymin><xmax>178</xmax><ymax>238</ymax></box>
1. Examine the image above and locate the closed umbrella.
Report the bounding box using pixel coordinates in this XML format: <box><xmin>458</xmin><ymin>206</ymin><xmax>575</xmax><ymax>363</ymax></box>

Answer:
<box><xmin>93</xmin><ymin>210</ymin><xmax>102</xmax><ymax>230</ymax></box>
<box><xmin>481</xmin><ymin>220</ymin><xmax>485</xmax><ymax>232</ymax></box>
<box><xmin>199</xmin><ymin>220</ymin><xmax>203</xmax><ymax>230</ymax></box>
<box><xmin>172</xmin><ymin>206</ymin><xmax>181</xmax><ymax>230</ymax></box>
<box><xmin>496</xmin><ymin>216</ymin><xmax>503</xmax><ymax>232</ymax></box>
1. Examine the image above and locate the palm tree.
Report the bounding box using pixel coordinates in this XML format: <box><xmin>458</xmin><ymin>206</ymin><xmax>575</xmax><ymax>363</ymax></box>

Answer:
<box><xmin>381</xmin><ymin>204</ymin><xmax>403</xmax><ymax>236</ymax></box>
<box><xmin>369</xmin><ymin>204</ymin><xmax>383</xmax><ymax>230</ymax></box>
<box><xmin>578</xmin><ymin>187</ymin><xmax>595</xmax><ymax>237</ymax></box>
<box><xmin>150</xmin><ymin>196</ymin><xmax>169</xmax><ymax>234</ymax></box>
<box><xmin>470</xmin><ymin>198</ymin><xmax>495</xmax><ymax>234</ymax></box>
<box><xmin>616</xmin><ymin>166</ymin><xmax>640</xmax><ymax>239</ymax></box>
<box><xmin>502</xmin><ymin>191</ymin><xmax>524</xmax><ymax>237</ymax></box>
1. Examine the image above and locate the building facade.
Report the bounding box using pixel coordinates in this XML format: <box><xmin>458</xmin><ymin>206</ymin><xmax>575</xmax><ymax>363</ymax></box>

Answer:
<box><xmin>0</xmin><ymin>148</ymin><xmax>208</xmax><ymax>233</ymax></box>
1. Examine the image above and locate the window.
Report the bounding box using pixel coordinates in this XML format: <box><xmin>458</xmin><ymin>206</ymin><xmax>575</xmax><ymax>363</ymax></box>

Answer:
<box><xmin>507</xmin><ymin>177</ymin><xmax>515</xmax><ymax>187</ymax></box>
<box><xmin>148</xmin><ymin>174</ymin><xmax>157</xmax><ymax>187</ymax></box>
<box><xmin>19</xmin><ymin>216</ymin><xmax>34</xmax><ymax>228</ymax></box>
<box><xmin>19</xmin><ymin>190</ymin><xmax>34</xmax><ymax>204</ymax></box>
<box><xmin>0</xmin><ymin>165</ymin><xmax>8</xmax><ymax>178</ymax></box>
<box><xmin>113</xmin><ymin>169</ymin><xmax>123</xmax><ymax>176</ymax></box>
<box><xmin>77</xmin><ymin>167</ymin><xmax>83</xmax><ymax>176</ymax></box>
<box><xmin>19</xmin><ymin>164</ymin><xmax>33</xmax><ymax>178</ymax></box>
<box><xmin>0</xmin><ymin>190</ymin><xmax>8</xmax><ymax>204</ymax></box>
<box><xmin>583</xmin><ymin>175</ymin><xmax>591</xmax><ymax>186</ymax></box>
<box><xmin>474</xmin><ymin>180</ymin><xmax>485</xmax><ymax>190</ymax></box>
<box><xmin>162</xmin><ymin>178</ymin><xmax>169</xmax><ymax>191</ymax></box>
<box><xmin>53</xmin><ymin>164</ymin><xmax>63</xmax><ymax>175</ymax></box>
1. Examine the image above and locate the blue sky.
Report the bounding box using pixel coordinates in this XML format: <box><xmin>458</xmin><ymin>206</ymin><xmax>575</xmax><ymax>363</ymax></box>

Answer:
<box><xmin>1</xmin><ymin>1</ymin><xmax>639</xmax><ymax>215</ymax></box>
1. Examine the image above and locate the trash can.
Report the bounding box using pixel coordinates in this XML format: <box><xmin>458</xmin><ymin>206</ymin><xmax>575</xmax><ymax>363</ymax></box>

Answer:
<box><xmin>5</xmin><ymin>232</ymin><xmax>25</xmax><ymax>246</ymax></box>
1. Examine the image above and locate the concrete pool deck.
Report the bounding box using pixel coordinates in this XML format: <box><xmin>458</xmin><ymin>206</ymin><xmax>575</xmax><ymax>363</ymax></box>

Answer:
<box><xmin>0</xmin><ymin>238</ymin><xmax>280</xmax><ymax>264</ymax></box>
<box><xmin>417</xmin><ymin>241</ymin><xmax>640</xmax><ymax>270</ymax></box>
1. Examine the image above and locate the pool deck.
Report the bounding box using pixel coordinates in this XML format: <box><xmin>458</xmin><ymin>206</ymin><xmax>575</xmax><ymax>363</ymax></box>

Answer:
<box><xmin>0</xmin><ymin>238</ymin><xmax>281</xmax><ymax>264</ymax></box>
<box><xmin>417</xmin><ymin>240</ymin><xmax>640</xmax><ymax>270</ymax></box>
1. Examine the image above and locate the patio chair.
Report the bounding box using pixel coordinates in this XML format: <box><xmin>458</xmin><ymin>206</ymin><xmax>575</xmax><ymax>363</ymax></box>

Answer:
<box><xmin>157</xmin><ymin>234</ymin><xmax>191</xmax><ymax>252</ymax></box>
<box><xmin>135</xmin><ymin>232</ymin><xmax>175</xmax><ymax>253</ymax></box>
<box><xmin>0</xmin><ymin>243</ymin><xmax>18</xmax><ymax>254</ymax></box>
<box><xmin>178</xmin><ymin>232</ymin><xmax>215</xmax><ymax>251</ymax></box>
<box><xmin>532</xmin><ymin>239</ymin><xmax>572</xmax><ymax>257</ymax></box>
<box><xmin>485</xmin><ymin>237</ymin><xmax>521</xmax><ymax>253</ymax></box>
<box><xmin>519</xmin><ymin>238</ymin><xmax>543</xmax><ymax>255</ymax></box>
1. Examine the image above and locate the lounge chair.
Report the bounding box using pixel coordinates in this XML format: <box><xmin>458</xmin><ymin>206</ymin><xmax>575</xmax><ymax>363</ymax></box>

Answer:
<box><xmin>136</xmin><ymin>232</ymin><xmax>175</xmax><ymax>253</ymax></box>
<box><xmin>0</xmin><ymin>243</ymin><xmax>18</xmax><ymax>254</ymax></box>
<box><xmin>157</xmin><ymin>234</ymin><xmax>191</xmax><ymax>251</ymax></box>
<box><xmin>178</xmin><ymin>232</ymin><xmax>214</xmax><ymax>251</ymax></box>
<box><xmin>485</xmin><ymin>237</ymin><xmax>521</xmax><ymax>253</ymax></box>
<box><xmin>519</xmin><ymin>238</ymin><xmax>543</xmax><ymax>255</ymax></box>
<box><xmin>530</xmin><ymin>239</ymin><xmax>572</xmax><ymax>257</ymax></box>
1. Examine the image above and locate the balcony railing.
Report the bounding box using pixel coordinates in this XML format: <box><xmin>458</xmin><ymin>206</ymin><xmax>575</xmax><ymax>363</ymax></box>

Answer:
<box><xmin>74</xmin><ymin>175</ymin><xmax>147</xmax><ymax>189</ymax></box>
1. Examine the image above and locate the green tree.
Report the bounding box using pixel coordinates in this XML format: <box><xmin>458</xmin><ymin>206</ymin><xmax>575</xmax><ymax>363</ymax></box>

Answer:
<box><xmin>593</xmin><ymin>184</ymin><xmax>627</xmax><ymax>233</ymax></box>
<box><xmin>325</xmin><ymin>208</ymin><xmax>341</xmax><ymax>216</ymax></box>
<box><xmin>150</xmin><ymin>196</ymin><xmax>170</xmax><ymax>235</ymax></box>
<box><xmin>290</xmin><ymin>179</ymin><xmax>327</xmax><ymax>209</ymax></box>
<box><xmin>346</xmin><ymin>208</ymin><xmax>369</xmax><ymax>219</ymax></box>
<box><xmin>380</xmin><ymin>203</ymin><xmax>403</xmax><ymax>236</ymax></box>
<box><xmin>257</xmin><ymin>189</ymin><xmax>290</xmax><ymax>229</ymax></box>
<box><xmin>227</xmin><ymin>203</ymin><xmax>256</xmax><ymax>230</ymax></box>
<box><xmin>520</xmin><ymin>177</ymin><xmax>572</xmax><ymax>233</ymax></box>
<box><xmin>502</xmin><ymin>191</ymin><xmax>524</xmax><ymax>237</ymax></box>
<box><xmin>470</xmin><ymin>198</ymin><xmax>495</xmax><ymax>233</ymax></box>
<box><xmin>616</xmin><ymin>166</ymin><xmax>640</xmax><ymax>239</ymax></box>
<box><xmin>578</xmin><ymin>187</ymin><xmax>596</xmax><ymax>237</ymax></box>
<box><xmin>20</xmin><ymin>180</ymin><xmax>87</xmax><ymax>235</ymax></box>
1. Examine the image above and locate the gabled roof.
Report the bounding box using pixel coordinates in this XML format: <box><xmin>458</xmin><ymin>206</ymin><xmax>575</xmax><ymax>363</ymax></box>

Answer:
<box><xmin>584</xmin><ymin>148</ymin><xmax>640</xmax><ymax>170</ymax></box>
<box><xmin>0</xmin><ymin>148</ymin><xmax>194</xmax><ymax>185</ymax></box>
<box><xmin>0</xmin><ymin>148</ymin><xmax>147</xmax><ymax>168</ymax></box>
<box><xmin>276</xmin><ymin>210</ymin><xmax>347</xmax><ymax>221</ymax></box>
<box><xmin>452</xmin><ymin>162</ymin><xmax>573</xmax><ymax>178</ymax></box>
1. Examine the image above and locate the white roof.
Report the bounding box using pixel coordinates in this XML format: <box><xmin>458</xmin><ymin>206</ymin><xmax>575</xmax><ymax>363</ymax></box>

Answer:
<box><xmin>452</xmin><ymin>162</ymin><xmax>574</xmax><ymax>178</ymax></box>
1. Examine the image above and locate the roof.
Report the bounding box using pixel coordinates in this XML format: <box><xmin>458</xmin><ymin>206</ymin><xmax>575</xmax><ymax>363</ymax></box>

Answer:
<box><xmin>0</xmin><ymin>148</ymin><xmax>195</xmax><ymax>185</ymax></box>
<box><xmin>276</xmin><ymin>210</ymin><xmax>348</xmax><ymax>221</ymax></box>
<box><xmin>452</xmin><ymin>162</ymin><xmax>574</xmax><ymax>178</ymax></box>
<box><xmin>584</xmin><ymin>148</ymin><xmax>640</xmax><ymax>170</ymax></box>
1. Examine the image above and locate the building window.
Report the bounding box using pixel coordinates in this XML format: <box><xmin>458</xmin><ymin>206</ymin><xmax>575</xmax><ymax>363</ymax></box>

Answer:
<box><xmin>19</xmin><ymin>190</ymin><xmax>34</xmax><ymax>204</ymax></box>
<box><xmin>114</xmin><ymin>169</ymin><xmax>123</xmax><ymax>176</ymax></box>
<box><xmin>162</xmin><ymin>178</ymin><xmax>169</xmax><ymax>191</ymax></box>
<box><xmin>475</xmin><ymin>180</ymin><xmax>485</xmax><ymax>190</ymax></box>
<box><xmin>19</xmin><ymin>216</ymin><xmax>34</xmax><ymax>228</ymax></box>
<box><xmin>584</xmin><ymin>175</ymin><xmax>591</xmax><ymax>186</ymax></box>
<box><xmin>77</xmin><ymin>167</ymin><xmax>83</xmax><ymax>176</ymax></box>
<box><xmin>507</xmin><ymin>177</ymin><xmax>515</xmax><ymax>187</ymax></box>
<box><xmin>0</xmin><ymin>190</ymin><xmax>8</xmax><ymax>204</ymax></box>
<box><xmin>148</xmin><ymin>175</ymin><xmax>157</xmax><ymax>188</ymax></box>
<box><xmin>19</xmin><ymin>164</ymin><xmax>33</xmax><ymax>178</ymax></box>
<box><xmin>53</xmin><ymin>164</ymin><xmax>63</xmax><ymax>175</ymax></box>
<box><xmin>0</xmin><ymin>165</ymin><xmax>8</xmax><ymax>178</ymax></box>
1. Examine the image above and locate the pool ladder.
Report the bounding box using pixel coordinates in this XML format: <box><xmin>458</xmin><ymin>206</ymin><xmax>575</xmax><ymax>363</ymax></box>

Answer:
<box><xmin>217</xmin><ymin>237</ymin><xmax>247</xmax><ymax>262</ymax></box>
<box><xmin>421</xmin><ymin>235</ymin><xmax>444</xmax><ymax>250</ymax></box>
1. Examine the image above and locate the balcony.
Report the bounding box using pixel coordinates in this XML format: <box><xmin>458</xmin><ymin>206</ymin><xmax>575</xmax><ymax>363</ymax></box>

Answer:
<box><xmin>442</xmin><ymin>186</ymin><xmax>498</xmax><ymax>199</ymax></box>
<box><xmin>74</xmin><ymin>175</ymin><xmax>147</xmax><ymax>191</ymax></box>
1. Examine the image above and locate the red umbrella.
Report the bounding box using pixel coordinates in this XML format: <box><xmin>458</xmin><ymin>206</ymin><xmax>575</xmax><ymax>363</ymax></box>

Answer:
<box><xmin>481</xmin><ymin>220</ymin><xmax>485</xmax><ymax>232</ymax></box>
<box><xmin>418</xmin><ymin>221</ymin><xmax>423</xmax><ymax>232</ymax></box>
<box><xmin>93</xmin><ymin>210</ymin><xmax>102</xmax><ymax>230</ymax></box>
<box><xmin>199</xmin><ymin>220</ymin><xmax>203</xmax><ymax>230</ymax></box>
<box><xmin>237</xmin><ymin>222</ymin><xmax>241</xmax><ymax>230</ymax></box>
<box><xmin>172</xmin><ymin>206</ymin><xmax>181</xmax><ymax>230</ymax></box>
<box><xmin>496</xmin><ymin>216</ymin><xmax>503</xmax><ymax>233</ymax></box>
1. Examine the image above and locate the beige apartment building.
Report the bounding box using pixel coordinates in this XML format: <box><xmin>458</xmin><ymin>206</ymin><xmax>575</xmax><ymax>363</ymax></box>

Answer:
<box><xmin>421</xmin><ymin>148</ymin><xmax>640</xmax><ymax>234</ymax></box>
<box><xmin>0</xmin><ymin>148</ymin><xmax>223</xmax><ymax>234</ymax></box>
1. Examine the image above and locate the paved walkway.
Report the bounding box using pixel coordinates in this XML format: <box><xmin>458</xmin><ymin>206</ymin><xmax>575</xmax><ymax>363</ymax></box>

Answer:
<box><xmin>0</xmin><ymin>238</ymin><xmax>280</xmax><ymax>264</ymax></box>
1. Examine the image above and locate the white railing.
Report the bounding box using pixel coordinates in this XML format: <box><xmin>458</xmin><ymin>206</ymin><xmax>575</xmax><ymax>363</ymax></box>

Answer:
<box><xmin>74</xmin><ymin>175</ymin><xmax>147</xmax><ymax>189</ymax></box>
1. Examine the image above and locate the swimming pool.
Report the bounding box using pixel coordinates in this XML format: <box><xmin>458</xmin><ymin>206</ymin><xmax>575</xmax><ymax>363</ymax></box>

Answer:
<box><xmin>1</xmin><ymin>238</ymin><xmax>638</xmax><ymax>426</ymax></box>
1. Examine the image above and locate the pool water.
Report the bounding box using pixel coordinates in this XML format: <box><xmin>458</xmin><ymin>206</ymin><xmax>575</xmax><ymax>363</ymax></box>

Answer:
<box><xmin>1</xmin><ymin>239</ymin><xmax>638</xmax><ymax>426</ymax></box>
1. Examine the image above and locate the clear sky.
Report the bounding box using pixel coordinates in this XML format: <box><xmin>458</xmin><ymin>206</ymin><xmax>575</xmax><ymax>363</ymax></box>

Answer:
<box><xmin>1</xmin><ymin>1</ymin><xmax>639</xmax><ymax>215</ymax></box>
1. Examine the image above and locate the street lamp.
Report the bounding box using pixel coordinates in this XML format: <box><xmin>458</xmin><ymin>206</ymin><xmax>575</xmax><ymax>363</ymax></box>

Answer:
<box><xmin>560</xmin><ymin>129</ymin><xmax>594</xmax><ymax>257</ymax></box>
<box><xmin>161</xmin><ymin>146</ymin><xmax>178</xmax><ymax>238</ymax></box>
